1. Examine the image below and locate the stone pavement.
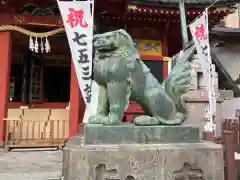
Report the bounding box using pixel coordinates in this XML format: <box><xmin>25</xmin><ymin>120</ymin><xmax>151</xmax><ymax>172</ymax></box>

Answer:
<box><xmin>0</xmin><ymin>148</ymin><xmax>62</xmax><ymax>180</ymax></box>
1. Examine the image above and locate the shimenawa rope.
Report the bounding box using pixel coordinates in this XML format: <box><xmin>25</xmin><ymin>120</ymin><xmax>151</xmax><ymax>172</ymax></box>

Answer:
<box><xmin>0</xmin><ymin>25</ymin><xmax>65</xmax><ymax>53</ymax></box>
<box><xmin>0</xmin><ymin>25</ymin><xmax>65</xmax><ymax>37</ymax></box>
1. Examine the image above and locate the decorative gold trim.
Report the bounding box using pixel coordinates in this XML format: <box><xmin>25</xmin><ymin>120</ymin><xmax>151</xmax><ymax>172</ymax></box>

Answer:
<box><xmin>163</xmin><ymin>57</ymin><xmax>171</xmax><ymax>62</ymax></box>
<box><xmin>128</xmin><ymin>5</ymin><xmax>138</xmax><ymax>10</ymax></box>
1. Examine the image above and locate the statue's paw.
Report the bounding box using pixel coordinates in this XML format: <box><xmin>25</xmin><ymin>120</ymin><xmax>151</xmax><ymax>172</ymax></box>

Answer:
<box><xmin>134</xmin><ymin>115</ymin><xmax>159</xmax><ymax>126</ymax></box>
<box><xmin>88</xmin><ymin>116</ymin><xmax>104</xmax><ymax>124</ymax></box>
<box><xmin>102</xmin><ymin>114</ymin><xmax>122</xmax><ymax>125</ymax></box>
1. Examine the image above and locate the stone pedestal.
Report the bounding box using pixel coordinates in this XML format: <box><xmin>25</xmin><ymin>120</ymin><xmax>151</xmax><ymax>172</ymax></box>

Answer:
<box><xmin>84</xmin><ymin>124</ymin><xmax>200</xmax><ymax>144</ymax></box>
<box><xmin>62</xmin><ymin>125</ymin><xmax>224</xmax><ymax>180</ymax></box>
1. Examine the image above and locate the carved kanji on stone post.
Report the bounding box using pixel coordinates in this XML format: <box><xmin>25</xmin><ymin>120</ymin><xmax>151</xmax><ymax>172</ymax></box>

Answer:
<box><xmin>95</xmin><ymin>164</ymin><xmax>119</xmax><ymax>180</ymax></box>
<box><xmin>95</xmin><ymin>164</ymin><xmax>135</xmax><ymax>180</ymax></box>
<box><xmin>173</xmin><ymin>163</ymin><xmax>204</xmax><ymax>180</ymax></box>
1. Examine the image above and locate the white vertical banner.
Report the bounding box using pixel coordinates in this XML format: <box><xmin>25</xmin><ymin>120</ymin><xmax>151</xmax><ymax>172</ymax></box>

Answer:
<box><xmin>189</xmin><ymin>9</ymin><xmax>216</xmax><ymax>132</ymax></box>
<box><xmin>57</xmin><ymin>0</ymin><xmax>99</xmax><ymax>123</ymax></box>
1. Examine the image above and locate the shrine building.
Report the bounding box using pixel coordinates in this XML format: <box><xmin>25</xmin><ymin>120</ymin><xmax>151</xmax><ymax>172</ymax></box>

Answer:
<box><xmin>0</xmin><ymin>0</ymin><xmax>238</xmax><ymax>148</ymax></box>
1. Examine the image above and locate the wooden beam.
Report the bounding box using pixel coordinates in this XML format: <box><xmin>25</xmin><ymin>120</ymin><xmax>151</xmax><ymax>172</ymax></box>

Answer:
<box><xmin>0</xmin><ymin>12</ymin><xmax>225</xmax><ymax>29</ymax></box>
<box><xmin>0</xmin><ymin>13</ymin><xmax>63</xmax><ymax>27</ymax></box>
<box><xmin>162</xmin><ymin>22</ymin><xmax>169</xmax><ymax>79</ymax></box>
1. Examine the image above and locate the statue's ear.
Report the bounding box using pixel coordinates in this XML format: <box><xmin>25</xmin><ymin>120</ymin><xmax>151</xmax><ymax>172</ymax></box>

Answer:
<box><xmin>93</xmin><ymin>34</ymin><xmax>100</xmax><ymax>42</ymax></box>
<box><xmin>133</xmin><ymin>42</ymin><xmax>138</xmax><ymax>48</ymax></box>
<box><xmin>117</xmin><ymin>29</ymin><xmax>134</xmax><ymax>48</ymax></box>
<box><xmin>117</xmin><ymin>29</ymin><xmax>130</xmax><ymax>39</ymax></box>
<box><xmin>117</xmin><ymin>29</ymin><xmax>127</xmax><ymax>34</ymax></box>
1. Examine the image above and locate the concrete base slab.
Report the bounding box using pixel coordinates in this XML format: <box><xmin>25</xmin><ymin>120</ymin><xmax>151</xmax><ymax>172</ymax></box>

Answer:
<box><xmin>63</xmin><ymin>136</ymin><xmax>224</xmax><ymax>180</ymax></box>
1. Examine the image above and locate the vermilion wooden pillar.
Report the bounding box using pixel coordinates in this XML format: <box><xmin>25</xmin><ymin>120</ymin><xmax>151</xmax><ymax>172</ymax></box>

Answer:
<box><xmin>162</xmin><ymin>23</ymin><xmax>169</xmax><ymax>79</ymax></box>
<box><xmin>69</xmin><ymin>62</ymin><xmax>84</xmax><ymax>139</ymax></box>
<box><xmin>0</xmin><ymin>32</ymin><xmax>12</xmax><ymax>146</ymax></box>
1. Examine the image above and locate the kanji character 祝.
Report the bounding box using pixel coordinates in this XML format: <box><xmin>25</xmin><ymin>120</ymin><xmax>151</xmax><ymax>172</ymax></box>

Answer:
<box><xmin>195</xmin><ymin>24</ymin><xmax>207</xmax><ymax>41</ymax></box>
<box><xmin>67</xmin><ymin>8</ymin><xmax>88</xmax><ymax>28</ymax></box>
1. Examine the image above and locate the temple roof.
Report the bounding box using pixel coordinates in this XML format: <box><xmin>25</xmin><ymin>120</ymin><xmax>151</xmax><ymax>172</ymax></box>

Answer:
<box><xmin>212</xmin><ymin>27</ymin><xmax>240</xmax><ymax>36</ymax></box>
<box><xmin>211</xmin><ymin>52</ymin><xmax>240</xmax><ymax>97</ymax></box>
<box><xmin>210</xmin><ymin>27</ymin><xmax>240</xmax><ymax>43</ymax></box>
<box><xmin>130</xmin><ymin>0</ymin><xmax>240</xmax><ymax>7</ymax></box>
<box><xmin>136</xmin><ymin>0</ymin><xmax>239</xmax><ymax>3</ymax></box>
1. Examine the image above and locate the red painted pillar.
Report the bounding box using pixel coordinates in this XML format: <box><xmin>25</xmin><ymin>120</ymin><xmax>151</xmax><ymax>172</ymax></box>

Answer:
<box><xmin>0</xmin><ymin>32</ymin><xmax>12</xmax><ymax>146</ymax></box>
<box><xmin>162</xmin><ymin>61</ymin><xmax>169</xmax><ymax>79</ymax></box>
<box><xmin>162</xmin><ymin>23</ymin><xmax>169</xmax><ymax>79</ymax></box>
<box><xmin>69</xmin><ymin>62</ymin><xmax>85</xmax><ymax>139</ymax></box>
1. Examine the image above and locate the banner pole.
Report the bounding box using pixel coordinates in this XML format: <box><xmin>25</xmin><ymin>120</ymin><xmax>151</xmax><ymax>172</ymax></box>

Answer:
<box><xmin>178</xmin><ymin>0</ymin><xmax>188</xmax><ymax>49</ymax></box>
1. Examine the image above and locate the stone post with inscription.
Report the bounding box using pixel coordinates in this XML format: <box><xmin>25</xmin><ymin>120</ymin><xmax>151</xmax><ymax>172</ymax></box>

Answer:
<box><xmin>186</xmin><ymin>54</ymin><xmax>223</xmax><ymax>138</ymax></box>
<box><xmin>62</xmin><ymin>30</ymin><xmax>224</xmax><ymax>180</ymax></box>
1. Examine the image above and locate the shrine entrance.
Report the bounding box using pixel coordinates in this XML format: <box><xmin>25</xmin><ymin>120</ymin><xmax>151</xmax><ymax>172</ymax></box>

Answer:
<box><xmin>10</xmin><ymin>31</ymin><xmax>71</xmax><ymax>106</ymax></box>
<box><xmin>5</xmin><ymin>30</ymin><xmax>72</xmax><ymax>150</ymax></box>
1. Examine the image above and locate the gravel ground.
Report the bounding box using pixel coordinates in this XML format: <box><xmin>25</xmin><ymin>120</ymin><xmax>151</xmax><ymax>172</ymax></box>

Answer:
<box><xmin>0</xmin><ymin>148</ymin><xmax>62</xmax><ymax>180</ymax></box>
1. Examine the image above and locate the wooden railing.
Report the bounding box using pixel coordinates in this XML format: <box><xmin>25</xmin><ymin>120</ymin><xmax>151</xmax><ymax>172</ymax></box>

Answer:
<box><xmin>214</xmin><ymin>131</ymin><xmax>236</xmax><ymax>180</ymax></box>
<box><xmin>204</xmin><ymin>119</ymin><xmax>240</xmax><ymax>180</ymax></box>
<box><xmin>4</xmin><ymin>119</ymin><xmax>68</xmax><ymax>151</ymax></box>
<box><xmin>205</xmin><ymin>119</ymin><xmax>240</xmax><ymax>180</ymax></box>
<box><xmin>223</xmin><ymin>119</ymin><xmax>240</xmax><ymax>153</ymax></box>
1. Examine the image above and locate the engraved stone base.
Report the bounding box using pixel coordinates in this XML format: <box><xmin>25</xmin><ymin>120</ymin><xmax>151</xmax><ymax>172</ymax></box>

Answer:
<box><xmin>62</xmin><ymin>136</ymin><xmax>224</xmax><ymax>180</ymax></box>
<box><xmin>84</xmin><ymin>124</ymin><xmax>200</xmax><ymax>144</ymax></box>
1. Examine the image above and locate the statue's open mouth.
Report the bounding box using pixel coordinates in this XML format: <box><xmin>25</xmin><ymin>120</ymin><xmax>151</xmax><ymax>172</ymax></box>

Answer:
<box><xmin>95</xmin><ymin>44</ymin><xmax>118</xmax><ymax>52</ymax></box>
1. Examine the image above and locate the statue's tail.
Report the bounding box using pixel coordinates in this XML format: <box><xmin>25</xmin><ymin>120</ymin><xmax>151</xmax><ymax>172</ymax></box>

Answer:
<box><xmin>164</xmin><ymin>43</ymin><xmax>196</xmax><ymax>118</ymax></box>
<box><xmin>171</xmin><ymin>40</ymin><xmax>195</xmax><ymax>66</ymax></box>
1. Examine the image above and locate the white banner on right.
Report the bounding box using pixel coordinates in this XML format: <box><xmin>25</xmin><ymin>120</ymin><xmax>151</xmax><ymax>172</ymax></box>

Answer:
<box><xmin>189</xmin><ymin>9</ymin><xmax>216</xmax><ymax>132</ymax></box>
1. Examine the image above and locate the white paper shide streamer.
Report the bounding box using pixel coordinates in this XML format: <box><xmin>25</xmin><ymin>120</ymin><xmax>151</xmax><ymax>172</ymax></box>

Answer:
<box><xmin>189</xmin><ymin>9</ymin><xmax>216</xmax><ymax>132</ymax></box>
<box><xmin>28</xmin><ymin>36</ymin><xmax>51</xmax><ymax>53</ymax></box>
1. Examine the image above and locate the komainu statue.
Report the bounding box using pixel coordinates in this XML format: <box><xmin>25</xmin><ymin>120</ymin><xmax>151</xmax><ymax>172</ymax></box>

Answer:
<box><xmin>89</xmin><ymin>29</ymin><xmax>196</xmax><ymax>125</ymax></box>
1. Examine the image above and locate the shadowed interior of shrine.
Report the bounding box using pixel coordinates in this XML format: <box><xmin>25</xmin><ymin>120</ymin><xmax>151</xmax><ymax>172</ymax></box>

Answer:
<box><xmin>10</xmin><ymin>31</ymin><xmax>71</xmax><ymax>104</ymax></box>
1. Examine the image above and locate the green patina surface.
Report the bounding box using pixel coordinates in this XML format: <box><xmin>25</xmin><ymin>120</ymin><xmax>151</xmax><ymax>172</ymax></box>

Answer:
<box><xmin>89</xmin><ymin>29</ymin><xmax>195</xmax><ymax>126</ymax></box>
<box><xmin>84</xmin><ymin>29</ymin><xmax>198</xmax><ymax>144</ymax></box>
<box><xmin>84</xmin><ymin>124</ymin><xmax>200</xmax><ymax>144</ymax></box>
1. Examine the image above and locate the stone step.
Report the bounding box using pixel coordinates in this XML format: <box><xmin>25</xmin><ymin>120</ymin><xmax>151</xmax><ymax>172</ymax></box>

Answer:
<box><xmin>0</xmin><ymin>173</ymin><xmax>61</xmax><ymax>180</ymax></box>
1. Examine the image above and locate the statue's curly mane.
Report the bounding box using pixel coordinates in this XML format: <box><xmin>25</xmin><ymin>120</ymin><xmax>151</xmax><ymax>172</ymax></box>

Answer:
<box><xmin>93</xmin><ymin>29</ymin><xmax>138</xmax><ymax>81</ymax></box>
<box><xmin>94</xmin><ymin>29</ymin><xmax>136</xmax><ymax>56</ymax></box>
